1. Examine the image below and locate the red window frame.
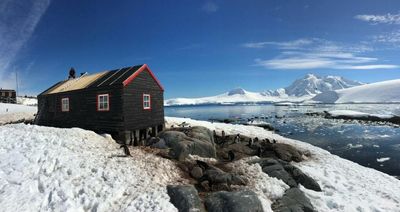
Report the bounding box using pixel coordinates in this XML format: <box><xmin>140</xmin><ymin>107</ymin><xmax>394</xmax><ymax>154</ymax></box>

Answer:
<box><xmin>97</xmin><ymin>94</ymin><xmax>110</xmax><ymax>111</ymax></box>
<box><xmin>143</xmin><ymin>94</ymin><xmax>151</xmax><ymax>110</ymax></box>
<box><xmin>61</xmin><ymin>97</ymin><xmax>69</xmax><ymax>112</ymax></box>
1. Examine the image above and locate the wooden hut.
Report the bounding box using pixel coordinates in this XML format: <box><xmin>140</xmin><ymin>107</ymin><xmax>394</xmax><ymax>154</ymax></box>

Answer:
<box><xmin>36</xmin><ymin>64</ymin><xmax>164</xmax><ymax>145</ymax></box>
<box><xmin>0</xmin><ymin>89</ymin><xmax>16</xmax><ymax>103</ymax></box>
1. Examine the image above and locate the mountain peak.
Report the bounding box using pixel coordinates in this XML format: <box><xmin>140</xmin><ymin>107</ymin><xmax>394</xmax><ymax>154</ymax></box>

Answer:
<box><xmin>228</xmin><ymin>88</ymin><xmax>247</xmax><ymax>95</ymax></box>
<box><xmin>285</xmin><ymin>74</ymin><xmax>364</xmax><ymax>97</ymax></box>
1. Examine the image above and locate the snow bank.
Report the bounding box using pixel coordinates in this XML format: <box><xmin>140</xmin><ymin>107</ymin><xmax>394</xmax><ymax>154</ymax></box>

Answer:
<box><xmin>0</xmin><ymin>103</ymin><xmax>37</xmax><ymax>125</ymax></box>
<box><xmin>327</xmin><ymin>110</ymin><xmax>395</xmax><ymax>119</ymax></box>
<box><xmin>0</xmin><ymin>124</ymin><xmax>186</xmax><ymax>211</ymax></box>
<box><xmin>313</xmin><ymin>79</ymin><xmax>400</xmax><ymax>103</ymax></box>
<box><xmin>17</xmin><ymin>97</ymin><xmax>38</xmax><ymax>106</ymax></box>
<box><xmin>164</xmin><ymin>88</ymin><xmax>310</xmax><ymax>106</ymax></box>
<box><xmin>166</xmin><ymin>117</ymin><xmax>400</xmax><ymax>212</ymax></box>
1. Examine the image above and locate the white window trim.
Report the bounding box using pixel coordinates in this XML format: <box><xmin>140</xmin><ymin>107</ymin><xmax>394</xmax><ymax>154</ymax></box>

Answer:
<box><xmin>61</xmin><ymin>97</ymin><xmax>69</xmax><ymax>112</ymax></box>
<box><xmin>97</xmin><ymin>94</ymin><xmax>109</xmax><ymax>111</ymax></box>
<box><xmin>143</xmin><ymin>94</ymin><xmax>151</xmax><ymax>110</ymax></box>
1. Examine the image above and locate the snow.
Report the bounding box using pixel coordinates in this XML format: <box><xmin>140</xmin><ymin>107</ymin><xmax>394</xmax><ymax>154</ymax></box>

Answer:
<box><xmin>0</xmin><ymin>103</ymin><xmax>37</xmax><ymax>125</ymax></box>
<box><xmin>165</xmin><ymin>74</ymin><xmax>363</xmax><ymax>106</ymax></box>
<box><xmin>165</xmin><ymin>88</ymin><xmax>310</xmax><ymax>106</ymax></box>
<box><xmin>285</xmin><ymin>74</ymin><xmax>363</xmax><ymax>97</ymax></box>
<box><xmin>0</xmin><ymin>124</ymin><xmax>186</xmax><ymax>211</ymax></box>
<box><xmin>313</xmin><ymin>79</ymin><xmax>400</xmax><ymax>103</ymax></box>
<box><xmin>166</xmin><ymin>117</ymin><xmax>400</xmax><ymax>212</ymax></box>
<box><xmin>377</xmin><ymin>157</ymin><xmax>391</xmax><ymax>163</ymax></box>
<box><xmin>17</xmin><ymin>97</ymin><xmax>38</xmax><ymax>106</ymax></box>
<box><xmin>327</xmin><ymin>110</ymin><xmax>395</xmax><ymax>119</ymax></box>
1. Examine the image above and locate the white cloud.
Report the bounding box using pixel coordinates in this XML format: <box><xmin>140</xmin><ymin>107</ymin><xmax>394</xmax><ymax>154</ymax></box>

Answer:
<box><xmin>373</xmin><ymin>30</ymin><xmax>400</xmax><ymax>45</ymax></box>
<box><xmin>245</xmin><ymin>38</ymin><xmax>395</xmax><ymax>70</ymax></box>
<box><xmin>243</xmin><ymin>39</ymin><xmax>313</xmax><ymax>49</ymax></box>
<box><xmin>202</xmin><ymin>2</ymin><xmax>218</xmax><ymax>13</ymax></box>
<box><xmin>0</xmin><ymin>0</ymin><xmax>50</xmax><ymax>90</ymax></box>
<box><xmin>355</xmin><ymin>13</ymin><xmax>400</xmax><ymax>25</ymax></box>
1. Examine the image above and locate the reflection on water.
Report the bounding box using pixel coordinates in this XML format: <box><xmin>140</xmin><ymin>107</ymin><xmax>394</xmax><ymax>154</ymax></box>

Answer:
<box><xmin>165</xmin><ymin>104</ymin><xmax>400</xmax><ymax>176</ymax></box>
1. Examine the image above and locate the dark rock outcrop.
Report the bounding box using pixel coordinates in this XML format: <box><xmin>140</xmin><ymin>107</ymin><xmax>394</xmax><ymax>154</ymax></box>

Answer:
<box><xmin>167</xmin><ymin>185</ymin><xmax>205</xmax><ymax>212</ymax></box>
<box><xmin>272</xmin><ymin>143</ymin><xmax>303</xmax><ymax>162</ymax></box>
<box><xmin>249</xmin><ymin>158</ymin><xmax>321</xmax><ymax>192</ymax></box>
<box><xmin>158</xmin><ymin>128</ymin><xmax>216</xmax><ymax>161</ymax></box>
<box><xmin>272</xmin><ymin>188</ymin><xmax>316</xmax><ymax>212</ymax></box>
<box><xmin>205</xmin><ymin>190</ymin><xmax>263</xmax><ymax>212</ymax></box>
<box><xmin>284</xmin><ymin>165</ymin><xmax>322</xmax><ymax>192</ymax></box>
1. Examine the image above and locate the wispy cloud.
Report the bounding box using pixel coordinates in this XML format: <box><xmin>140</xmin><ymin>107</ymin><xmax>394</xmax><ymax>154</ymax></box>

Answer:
<box><xmin>248</xmin><ymin>38</ymin><xmax>397</xmax><ymax>70</ymax></box>
<box><xmin>373</xmin><ymin>30</ymin><xmax>400</xmax><ymax>46</ymax></box>
<box><xmin>0</xmin><ymin>0</ymin><xmax>51</xmax><ymax>89</ymax></box>
<box><xmin>202</xmin><ymin>1</ymin><xmax>218</xmax><ymax>13</ymax></box>
<box><xmin>243</xmin><ymin>39</ymin><xmax>313</xmax><ymax>49</ymax></box>
<box><xmin>355</xmin><ymin>13</ymin><xmax>400</xmax><ymax>25</ymax></box>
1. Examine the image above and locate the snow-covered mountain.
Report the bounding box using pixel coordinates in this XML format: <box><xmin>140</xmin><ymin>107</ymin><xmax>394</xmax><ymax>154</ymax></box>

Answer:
<box><xmin>284</xmin><ymin>74</ymin><xmax>364</xmax><ymax>97</ymax></box>
<box><xmin>165</xmin><ymin>74</ymin><xmax>365</xmax><ymax>106</ymax></box>
<box><xmin>164</xmin><ymin>88</ymin><xmax>309</xmax><ymax>106</ymax></box>
<box><xmin>312</xmin><ymin>79</ymin><xmax>400</xmax><ymax>103</ymax></box>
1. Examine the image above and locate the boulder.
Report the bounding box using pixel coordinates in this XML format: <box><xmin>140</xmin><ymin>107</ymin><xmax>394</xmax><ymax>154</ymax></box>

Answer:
<box><xmin>284</xmin><ymin>165</ymin><xmax>322</xmax><ymax>192</ymax></box>
<box><xmin>205</xmin><ymin>190</ymin><xmax>263</xmax><ymax>212</ymax></box>
<box><xmin>190</xmin><ymin>166</ymin><xmax>203</xmax><ymax>179</ymax></box>
<box><xmin>167</xmin><ymin>185</ymin><xmax>205</xmax><ymax>212</ymax></box>
<box><xmin>198</xmin><ymin>163</ymin><xmax>246</xmax><ymax>190</ymax></box>
<box><xmin>272</xmin><ymin>143</ymin><xmax>303</xmax><ymax>162</ymax></box>
<box><xmin>158</xmin><ymin>131</ymin><xmax>216</xmax><ymax>161</ymax></box>
<box><xmin>272</xmin><ymin>188</ymin><xmax>316</xmax><ymax>212</ymax></box>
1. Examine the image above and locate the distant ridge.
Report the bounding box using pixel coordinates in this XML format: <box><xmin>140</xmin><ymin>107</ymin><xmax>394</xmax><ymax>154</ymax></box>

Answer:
<box><xmin>165</xmin><ymin>74</ymin><xmax>364</xmax><ymax>106</ymax></box>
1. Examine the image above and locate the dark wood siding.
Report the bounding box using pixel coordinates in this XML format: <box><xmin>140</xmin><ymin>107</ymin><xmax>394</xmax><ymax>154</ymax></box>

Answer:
<box><xmin>122</xmin><ymin>68</ymin><xmax>164</xmax><ymax>130</ymax></box>
<box><xmin>37</xmin><ymin>85</ymin><xmax>125</xmax><ymax>133</ymax></box>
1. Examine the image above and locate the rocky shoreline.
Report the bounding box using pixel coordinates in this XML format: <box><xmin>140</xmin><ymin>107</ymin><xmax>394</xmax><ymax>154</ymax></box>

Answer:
<box><xmin>143</xmin><ymin>125</ymin><xmax>321</xmax><ymax>211</ymax></box>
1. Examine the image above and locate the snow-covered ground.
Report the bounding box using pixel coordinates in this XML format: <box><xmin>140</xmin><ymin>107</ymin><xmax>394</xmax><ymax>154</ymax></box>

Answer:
<box><xmin>313</xmin><ymin>79</ymin><xmax>400</xmax><ymax>103</ymax></box>
<box><xmin>0</xmin><ymin>124</ymin><xmax>186</xmax><ymax>211</ymax></box>
<box><xmin>166</xmin><ymin>117</ymin><xmax>400</xmax><ymax>212</ymax></box>
<box><xmin>327</xmin><ymin>110</ymin><xmax>395</xmax><ymax>119</ymax></box>
<box><xmin>0</xmin><ymin>103</ymin><xmax>37</xmax><ymax>125</ymax></box>
<box><xmin>17</xmin><ymin>97</ymin><xmax>38</xmax><ymax>106</ymax></box>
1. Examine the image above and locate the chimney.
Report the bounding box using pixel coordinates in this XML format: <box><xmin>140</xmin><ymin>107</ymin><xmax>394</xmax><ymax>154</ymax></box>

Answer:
<box><xmin>68</xmin><ymin>68</ymin><xmax>76</xmax><ymax>79</ymax></box>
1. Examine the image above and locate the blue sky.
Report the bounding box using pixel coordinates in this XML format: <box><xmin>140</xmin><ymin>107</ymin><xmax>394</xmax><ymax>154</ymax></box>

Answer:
<box><xmin>1</xmin><ymin>0</ymin><xmax>400</xmax><ymax>98</ymax></box>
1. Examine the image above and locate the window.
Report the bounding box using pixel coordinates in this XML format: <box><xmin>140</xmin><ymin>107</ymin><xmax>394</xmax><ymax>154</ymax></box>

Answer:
<box><xmin>61</xmin><ymin>97</ymin><xmax>69</xmax><ymax>112</ymax></box>
<box><xmin>97</xmin><ymin>94</ymin><xmax>109</xmax><ymax>111</ymax></box>
<box><xmin>143</xmin><ymin>94</ymin><xmax>151</xmax><ymax>110</ymax></box>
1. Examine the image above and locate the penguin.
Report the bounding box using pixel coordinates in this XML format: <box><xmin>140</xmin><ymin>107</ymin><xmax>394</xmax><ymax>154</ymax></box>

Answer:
<box><xmin>228</xmin><ymin>150</ymin><xmax>235</xmax><ymax>162</ymax></box>
<box><xmin>247</xmin><ymin>138</ymin><xmax>253</xmax><ymax>147</ymax></box>
<box><xmin>120</xmin><ymin>145</ymin><xmax>131</xmax><ymax>157</ymax></box>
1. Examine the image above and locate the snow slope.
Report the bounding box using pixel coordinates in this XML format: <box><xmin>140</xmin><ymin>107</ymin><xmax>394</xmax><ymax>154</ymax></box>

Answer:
<box><xmin>166</xmin><ymin>117</ymin><xmax>400</xmax><ymax>212</ymax></box>
<box><xmin>17</xmin><ymin>96</ymin><xmax>38</xmax><ymax>106</ymax></box>
<box><xmin>313</xmin><ymin>79</ymin><xmax>400</xmax><ymax>103</ymax></box>
<box><xmin>285</xmin><ymin>74</ymin><xmax>364</xmax><ymax>97</ymax></box>
<box><xmin>165</xmin><ymin>74</ymin><xmax>364</xmax><ymax>106</ymax></box>
<box><xmin>0</xmin><ymin>124</ymin><xmax>185</xmax><ymax>211</ymax></box>
<box><xmin>0</xmin><ymin>103</ymin><xmax>37</xmax><ymax>125</ymax></box>
<box><xmin>164</xmin><ymin>88</ymin><xmax>309</xmax><ymax>106</ymax></box>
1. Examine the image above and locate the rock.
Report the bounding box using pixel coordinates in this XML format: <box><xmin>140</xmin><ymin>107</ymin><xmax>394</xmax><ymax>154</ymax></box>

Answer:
<box><xmin>158</xmin><ymin>131</ymin><xmax>216</xmax><ymax>161</ymax></box>
<box><xmin>284</xmin><ymin>165</ymin><xmax>322</xmax><ymax>192</ymax></box>
<box><xmin>205</xmin><ymin>190</ymin><xmax>263</xmax><ymax>212</ymax></box>
<box><xmin>272</xmin><ymin>143</ymin><xmax>303</xmax><ymax>162</ymax></box>
<box><xmin>272</xmin><ymin>188</ymin><xmax>316</xmax><ymax>212</ymax></box>
<box><xmin>249</xmin><ymin>158</ymin><xmax>297</xmax><ymax>187</ymax></box>
<box><xmin>199</xmin><ymin>166</ymin><xmax>246</xmax><ymax>190</ymax></box>
<box><xmin>190</xmin><ymin>166</ymin><xmax>203</xmax><ymax>179</ymax></box>
<box><xmin>167</xmin><ymin>185</ymin><xmax>205</xmax><ymax>212</ymax></box>
<box><xmin>151</xmin><ymin>138</ymin><xmax>168</xmax><ymax>149</ymax></box>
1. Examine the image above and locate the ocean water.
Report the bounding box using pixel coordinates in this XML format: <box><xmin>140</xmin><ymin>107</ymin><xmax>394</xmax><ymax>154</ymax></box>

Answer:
<box><xmin>165</xmin><ymin>104</ymin><xmax>400</xmax><ymax>176</ymax></box>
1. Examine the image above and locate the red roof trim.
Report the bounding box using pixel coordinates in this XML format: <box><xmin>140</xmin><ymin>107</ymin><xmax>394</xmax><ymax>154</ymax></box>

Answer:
<box><xmin>122</xmin><ymin>64</ymin><xmax>164</xmax><ymax>91</ymax></box>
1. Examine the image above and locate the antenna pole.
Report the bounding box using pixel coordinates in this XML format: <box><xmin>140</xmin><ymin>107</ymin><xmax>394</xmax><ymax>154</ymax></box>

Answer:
<box><xmin>16</xmin><ymin>71</ymin><xmax>19</xmax><ymax>97</ymax></box>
